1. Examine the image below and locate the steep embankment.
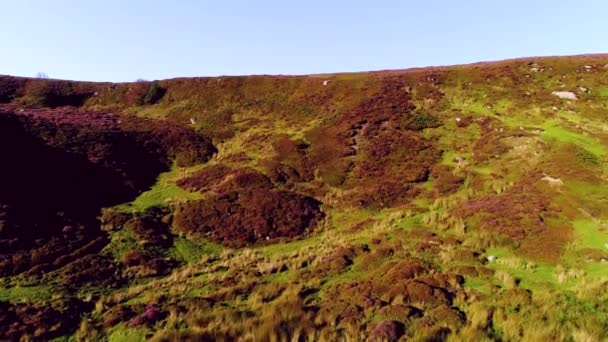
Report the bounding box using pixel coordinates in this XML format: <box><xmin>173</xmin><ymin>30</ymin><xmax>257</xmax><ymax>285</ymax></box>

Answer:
<box><xmin>0</xmin><ymin>54</ymin><xmax>608</xmax><ymax>340</ymax></box>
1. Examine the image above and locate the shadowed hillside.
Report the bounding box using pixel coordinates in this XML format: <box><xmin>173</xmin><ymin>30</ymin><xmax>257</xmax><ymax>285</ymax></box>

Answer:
<box><xmin>1</xmin><ymin>54</ymin><xmax>608</xmax><ymax>340</ymax></box>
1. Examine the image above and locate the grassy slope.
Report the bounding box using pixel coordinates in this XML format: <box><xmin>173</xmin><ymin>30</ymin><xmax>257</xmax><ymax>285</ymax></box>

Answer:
<box><xmin>3</xmin><ymin>54</ymin><xmax>608</xmax><ymax>341</ymax></box>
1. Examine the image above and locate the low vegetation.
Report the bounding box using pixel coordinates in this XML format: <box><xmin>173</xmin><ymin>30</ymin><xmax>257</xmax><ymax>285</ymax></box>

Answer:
<box><xmin>1</xmin><ymin>54</ymin><xmax>608</xmax><ymax>340</ymax></box>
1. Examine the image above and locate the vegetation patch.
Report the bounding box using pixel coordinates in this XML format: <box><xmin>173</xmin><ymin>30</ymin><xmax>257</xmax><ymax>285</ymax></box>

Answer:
<box><xmin>541</xmin><ymin>122</ymin><xmax>605</xmax><ymax>157</ymax></box>
<box><xmin>173</xmin><ymin>167</ymin><xmax>324</xmax><ymax>247</ymax></box>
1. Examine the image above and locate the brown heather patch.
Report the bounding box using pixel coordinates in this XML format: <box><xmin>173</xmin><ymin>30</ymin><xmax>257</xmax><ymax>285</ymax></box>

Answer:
<box><xmin>455</xmin><ymin>173</ymin><xmax>573</xmax><ymax>262</ymax></box>
<box><xmin>471</xmin><ymin>117</ymin><xmax>513</xmax><ymax>163</ymax></box>
<box><xmin>538</xmin><ymin>144</ymin><xmax>604</xmax><ymax>183</ymax></box>
<box><xmin>175</xmin><ymin>164</ymin><xmax>233</xmax><ymax>193</ymax></box>
<box><xmin>174</xmin><ymin>167</ymin><xmax>323</xmax><ymax>247</ymax></box>
<box><xmin>259</xmin><ymin>134</ymin><xmax>315</xmax><ymax>184</ymax></box>
<box><xmin>319</xmin><ymin>262</ymin><xmax>463</xmax><ymax>327</ymax></box>
<box><xmin>313</xmin><ymin>245</ymin><xmax>359</xmax><ymax>278</ymax></box>
<box><xmin>0</xmin><ymin>300</ymin><xmax>92</xmax><ymax>340</ymax></box>
<box><xmin>455</xmin><ymin>177</ymin><xmax>553</xmax><ymax>240</ymax></box>
<box><xmin>518</xmin><ymin>223</ymin><xmax>572</xmax><ymax>263</ymax></box>
<box><xmin>305</xmin><ymin>77</ymin><xmax>443</xmax><ymax>207</ymax></box>
<box><xmin>431</xmin><ymin>164</ymin><xmax>465</xmax><ymax>195</ymax></box>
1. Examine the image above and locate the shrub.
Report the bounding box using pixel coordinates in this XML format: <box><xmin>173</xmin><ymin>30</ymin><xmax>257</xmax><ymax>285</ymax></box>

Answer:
<box><xmin>575</xmin><ymin>147</ymin><xmax>600</xmax><ymax>165</ymax></box>
<box><xmin>143</xmin><ymin>81</ymin><xmax>165</xmax><ymax>105</ymax></box>
<box><xmin>172</xmin><ymin>168</ymin><xmax>324</xmax><ymax>247</ymax></box>
<box><xmin>19</xmin><ymin>80</ymin><xmax>93</xmax><ymax>107</ymax></box>
<box><xmin>0</xmin><ymin>76</ymin><xmax>25</xmax><ymax>103</ymax></box>
<box><xmin>405</xmin><ymin>114</ymin><xmax>442</xmax><ymax>130</ymax></box>
<box><xmin>195</xmin><ymin>110</ymin><xmax>235</xmax><ymax>140</ymax></box>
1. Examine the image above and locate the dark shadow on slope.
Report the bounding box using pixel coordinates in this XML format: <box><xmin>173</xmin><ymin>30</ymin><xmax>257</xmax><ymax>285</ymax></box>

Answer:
<box><xmin>0</xmin><ymin>109</ymin><xmax>215</xmax><ymax>276</ymax></box>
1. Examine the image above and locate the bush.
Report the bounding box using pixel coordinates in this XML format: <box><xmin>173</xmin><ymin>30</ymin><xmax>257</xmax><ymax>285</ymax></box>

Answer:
<box><xmin>143</xmin><ymin>81</ymin><xmax>165</xmax><ymax>105</ymax></box>
<box><xmin>19</xmin><ymin>80</ymin><xmax>92</xmax><ymax>107</ymax></box>
<box><xmin>0</xmin><ymin>76</ymin><xmax>25</xmax><ymax>103</ymax></box>
<box><xmin>405</xmin><ymin>114</ymin><xmax>442</xmax><ymax>130</ymax></box>
<box><xmin>575</xmin><ymin>148</ymin><xmax>600</xmax><ymax>165</ymax></box>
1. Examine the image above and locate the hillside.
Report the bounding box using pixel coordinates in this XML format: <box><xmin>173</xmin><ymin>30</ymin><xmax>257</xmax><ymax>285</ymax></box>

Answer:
<box><xmin>1</xmin><ymin>54</ymin><xmax>608</xmax><ymax>341</ymax></box>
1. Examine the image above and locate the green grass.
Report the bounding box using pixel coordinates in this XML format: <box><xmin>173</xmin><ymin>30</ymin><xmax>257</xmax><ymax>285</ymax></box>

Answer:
<box><xmin>493</xmin><ymin>98</ymin><xmax>514</xmax><ymax>114</ymax></box>
<box><xmin>464</xmin><ymin>277</ymin><xmax>495</xmax><ymax>295</ymax></box>
<box><xmin>102</xmin><ymin>229</ymin><xmax>141</xmax><ymax>260</ymax></box>
<box><xmin>262</xmin><ymin>270</ymin><xmax>292</xmax><ymax>284</ymax></box>
<box><xmin>107</xmin><ymin>324</ymin><xmax>149</xmax><ymax>342</ymax></box>
<box><xmin>540</xmin><ymin>122</ymin><xmax>605</xmax><ymax>157</ymax></box>
<box><xmin>0</xmin><ymin>285</ymin><xmax>53</xmax><ymax>302</ymax></box>
<box><xmin>472</xmin><ymin>165</ymin><xmax>495</xmax><ymax>176</ymax></box>
<box><xmin>118</xmin><ymin>166</ymin><xmax>203</xmax><ymax>212</ymax></box>
<box><xmin>256</xmin><ymin>233</ymin><xmax>325</xmax><ymax>256</ymax></box>
<box><xmin>188</xmin><ymin>284</ymin><xmax>216</xmax><ymax>297</ymax></box>
<box><xmin>583</xmin><ymin>262</ymin><xmax>608</xmax><ymax>278</ymax></box>
<box><xmin>595</xmin><ymin>86</ymin><xmax>608</xmax><ymax>98</ymax></box>
<box><xmin>50</xmin><ymin>336</ymin><xmax>74</xmax><ymax>342</ymax></box>
<box><xmin>572</xmin><ymin>220</ymin><xmax>607</xmax><ymax>250</ymax></box>
<box><xmin>565</xmin><ymin>181</ymin><xmax>608</xmax><ymax>220</ymax></box>
<box><xmin>512</xmin><ymin>264</ymin><xmax>558</xmax><ymax>290</ymax></box>
<box><xmin>168</xmin><ymin>237</ymin><xmax>222</xmax><ymax>264</ymax></box>
<box><xmin>452</xmin><ymin>100</ymin><xmax>493</xmax><ymax>116</ymax></box>
<box><xmin>320</xmin><ymin>268</ymin><xmax>365</xmax><ymax>288</ymax></box>
<box><xmin>394</xmin><ymin>215</ymin><xmax>422</xmax><ymax>229</ymax></box>
<box><xmin>484</xmin><ymin>247</ymin><xmax>559</xmax><ymax>291</ymax></box>
<box><xmin>556</xmin><ymin>110</ymin><xmax>587</xmax><ymax>125</ymax></box>
<box><xmin>50</xmin><ymin>334</ymin><xmax>81</xmax><ymax>342</ymax></box>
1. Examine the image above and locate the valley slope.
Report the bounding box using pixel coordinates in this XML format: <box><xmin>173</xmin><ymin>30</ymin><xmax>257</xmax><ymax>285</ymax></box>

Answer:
<box><xmin>1</xmin><ymin>54</ymin><xmax>608</xmax><ymax>341</ymax></box>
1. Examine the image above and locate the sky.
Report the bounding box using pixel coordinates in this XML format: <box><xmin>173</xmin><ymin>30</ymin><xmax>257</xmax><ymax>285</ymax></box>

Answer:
<box><xmin>1</xmin><ymin>0</ymin><xmax>606</xmax><ymax>82</ymax></box>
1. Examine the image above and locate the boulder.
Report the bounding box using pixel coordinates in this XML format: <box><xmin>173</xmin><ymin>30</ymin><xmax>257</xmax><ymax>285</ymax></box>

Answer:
<box><xmin>551</xmin><ymin>91</ymin><xmax>577</xmax><ymax>100</ymax></box>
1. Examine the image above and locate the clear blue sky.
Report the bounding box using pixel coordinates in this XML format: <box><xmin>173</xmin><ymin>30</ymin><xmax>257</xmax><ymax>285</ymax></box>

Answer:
<box><xmin>1</xmin><ymin>0</ymin><xmax>606</xmax><ymax>82</ymax></box>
